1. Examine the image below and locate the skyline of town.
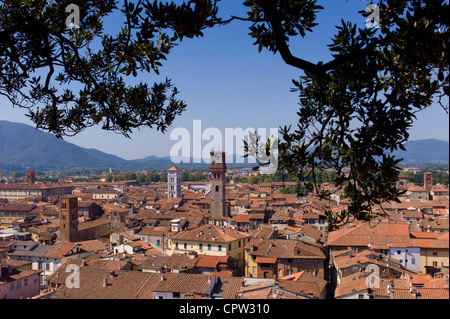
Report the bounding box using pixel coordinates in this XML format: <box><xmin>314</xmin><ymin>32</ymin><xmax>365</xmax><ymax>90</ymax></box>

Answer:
<box><xmin>0</xmin><ymin>0</ymin><xmax>448</xmax><ymax>306</ymax></box>
<box><xmin>1</xmin><ymin>155</ymin><xmax>449</xmax><ymax>301</ymax></box>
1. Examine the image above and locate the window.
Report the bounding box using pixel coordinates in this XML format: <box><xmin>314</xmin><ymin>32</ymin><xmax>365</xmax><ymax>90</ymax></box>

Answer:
<box><xmin>228</xmin><ymin>244</ymin><xmax>232</xmax><ymax>250</ymax></box>
<box><xmin>215</xmin><ymin>185</ymin><xmax>219</xmax><ymax>192</ymax></box>
<box><xmin>411</xmin><ymin>258</ymin><xmax>415</xmax><ymax>264</ymax></box>
<box><xmin>397</xmin><ymin>250</ymin><xmax>401</xmax><ymax>255</ymax></box>
<box><xmin>173</xmin><ymin>292</ymin><xmax>180</xmax><ymax>298</ymax></box>
<box><xmin>199</xmin><ymin>243</ymin><xmax>203</xmax><ymax>250</ymax></box>
<box><xmin>218</xmin><ymin>245</ymin><xmax>222</xmax><ymax>251</ymax></box>
<box><xmin>184</xmin><ymin>243</ymin><xmax>187</xmax><ymax>249</ymax></box>
<box><xmin>208</xmin><ymin>244</ymin><xmax>211</xmax><ymax>251</ymax></box>
<box><xmin>358</xmin><ymin>294</ymin><xmax>364</xmax><ymax>299</ymax></box>
<box><xmin>253</xmin><ymin>266</ymin><xmax>257</xmax><ymax>274</ymax></box>
<box><xmin>157</xmin><ymin>240</ymin><xmax>160</xmax><ymax>246</ymax></box>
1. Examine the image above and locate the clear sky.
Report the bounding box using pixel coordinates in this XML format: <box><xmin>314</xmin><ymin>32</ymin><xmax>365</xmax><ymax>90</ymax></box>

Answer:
<box><xmin>1</xmin><ymin>0</ymin><xmax>448</xmax><ymax>160</ymax></box>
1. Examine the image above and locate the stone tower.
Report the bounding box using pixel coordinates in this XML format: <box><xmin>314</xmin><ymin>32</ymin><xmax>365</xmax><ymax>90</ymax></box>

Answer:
<box><xmin>167</xmin><ymin>165</ymin><xmax>182</xmax><ymax>198</ymax></box>
<box><xmin>424</xmin><ymin>172</ymin><xmax>433</xmax><ymax>191</ymax></box>
<box><xmin>59</xmin><ymin>196</ymin><xmax>79</xmax><ymax>242</ymax></box>
<box><xmin>210</xmin><ymin>151</ymin><xmax>227</xmax><ymax>218</ymax></box>
<box><xmin>26</xmin><ymin>169</ymin><xmax>36</xmax><ymax>185</ymax></box>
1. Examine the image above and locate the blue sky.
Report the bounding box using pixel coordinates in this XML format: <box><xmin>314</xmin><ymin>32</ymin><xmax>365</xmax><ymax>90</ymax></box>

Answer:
<box><xmin>1</xmin><ymin>0</ymin><xmax>448</xmax><ymax>160</ymax></box>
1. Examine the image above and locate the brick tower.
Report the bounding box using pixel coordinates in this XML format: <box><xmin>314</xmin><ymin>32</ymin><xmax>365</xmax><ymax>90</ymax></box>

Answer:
<box><xmin>210</xmin><ymin>151</ymin><xmax>227</xmax><ymax>218</ymax></box>
<box><xmin>167</xmin><ymin>165</ymin><xmax>182</xmax><ymax>198</ymax></box>
<box><xmin>59</xmin><ymin>196</ymin><xmax>79</xmax><ymax>242</ymax></box>
<box><xmin>424</xmin><ymin>172</ymin><xmax>433</xmax><ymax>191</ymax></box>
<box><xmin>26</xmin><ymin>169</ymin><xmax>36</xmax><ymax>185</ymax></box>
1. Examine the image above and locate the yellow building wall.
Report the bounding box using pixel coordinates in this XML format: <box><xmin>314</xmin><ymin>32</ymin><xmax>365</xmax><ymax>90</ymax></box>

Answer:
<box><xmin>167</xmin><ymin>237</ymin><xmax>251</xmax><ymax>274</ymax></box>
<box><xmin>420</xmin><ymin>248</ymin><xmax>449</xmax><ymax>273</ymax></box>
<box><xmin>0</xmin><ymin>210</ymin><xmax>27</xmax><ymax>227</ymax></box>
<box><xmin>244</xmin><ymin>251</ymin><xmax>258</xmax><ymax>277</ymax></box>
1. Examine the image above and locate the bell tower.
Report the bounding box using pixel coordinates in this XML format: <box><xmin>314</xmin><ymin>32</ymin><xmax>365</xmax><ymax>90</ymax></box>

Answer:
<box><xmin>59</xmin><ymin>196</ymin><xmax>79</xmax><ymax>242</ymax></box>
<box><xmin>167</xmin><ymin>165</ymin><xmax>182</xmax><ymax>198</ymax></box>
<box><xmin>210</xmin><ymin>151</ymin><xmax>227</xmax><ymax>218</ymax></box>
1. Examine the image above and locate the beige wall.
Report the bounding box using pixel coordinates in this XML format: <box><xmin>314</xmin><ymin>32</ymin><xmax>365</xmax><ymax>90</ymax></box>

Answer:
<box><xmin>420</xmin><ymin>248</ymin><xmax>449</xmax><ymax>274</ymax></box>
<box><xmin>167</xmin><ymin>237</ymin><xmax>251</xmax><ymax>275</ymax></box>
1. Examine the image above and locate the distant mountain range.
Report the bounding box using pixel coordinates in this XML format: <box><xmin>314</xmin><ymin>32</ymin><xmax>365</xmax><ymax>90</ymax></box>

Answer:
<box><xmin>0</xmin><ymin>120</ymin><xmax>448</xmax><ymax>171</ymax></box>
<box><xmin>0</xmin><ymin>120</ymin><xmax>254</xmax><ymax>171</ymax></box>
<box><xmin>392</xmin><ymin>138</ymin><xmax>449</xmax><ymax>165</ymax></box>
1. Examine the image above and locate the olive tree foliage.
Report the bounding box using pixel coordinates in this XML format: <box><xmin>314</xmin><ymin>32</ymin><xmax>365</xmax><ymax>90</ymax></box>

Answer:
<box><xmin>1</xmin><ymin>0</ymin><xmax>448</xmax><ymax>228</ymax></box>
<box><xmin>241</xmin><ymin>0</ymin><xmax>448</xmax><ymax>228</ymax></box>
<box><xmin>0</xmin><ymin>0</ymin><xmax>222</xmax><ymax>137</ymax></box>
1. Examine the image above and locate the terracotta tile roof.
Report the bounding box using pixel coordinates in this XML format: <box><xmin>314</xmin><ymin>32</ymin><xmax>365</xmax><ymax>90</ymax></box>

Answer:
<box><xmin>245</xmin><ymin>238</ymin><xmax>326</xmax><ymax>259</ymax></box>
<box><xmin>195</xmin><ymin>255</ymin><xmax>230</xmax><ymax>268</ymax></box>
<box><xmin>234</xmin><ymin>214</ymin><xmax>250</xmax><ymax>223</ymax></box>
<box><xmin>170</xmin><ymin>224</ymin><xmax>251</xmax><ymax>243</ymax></box>
<box><xmin>410</xmin><ymin>237</ymin><xmax>449</xmax><ymax>249</ymax></box>
<box><xmin>409</xmin><ymin>273</ymin><xmax>433</xmax><ymax>285</ymax></box>
<box><xmin>410</xmin><ymin>231</ymin><xmax>441</xmax><ymax>239</ymax></box>
<box><xmin>255</xmin><ymin>256</ymin><xmax>277</xmax><ymax>264</ymax></box>
<box><xmin>334</xmin><ymin>276</ymin><xmax>369</xmax><ymax>298</ymax></box>
<box><xmin>153</xmin><ymin>273</ymin><xmax>214</xmax><ymax>295</ymax></box>
<box><xmin>390</xmin><ymin>288</ymin><xmax>449</xmax><ymax>299</ymax></box>
<box><xmin>139</xmin><ymin>253</ymin><xmax>197</xmax><ymax>271</ymax></box>
<box><xmin>43</xmin><ymin>242</ymin><xmax>80</xmax><ymax>259</ymax></box>
<box><xmin>328</xmin><ymin>221</ymin><xmax>411</xmax><ymax>248</ymax></box>
<box><xmin>211</xmin><ymin>276</ymin><xmax>244</xmax><ymax>299</ymax></box>
<box><xmin>423</xmin><ymin>277</ymin><xmax>449</xmax><ymax>289</ymax></box>
<box><xmin>47</xmin><ymin>258</ymin><xmax>131</xmax><ymax>285</ymax></box>
<box><xmin>50</xmin><ymin>268</ymin><xmax>160</xmax><ymax>299</ymax></box>
<box><xmin>0</xmin><ymin>203</ymin><xmax>36</xmax><ymax>211</ymax></box>
<box><xmin>278</xmin><ymin>277</ymin><xmax>327</xmax><ymax>298</ymax></box>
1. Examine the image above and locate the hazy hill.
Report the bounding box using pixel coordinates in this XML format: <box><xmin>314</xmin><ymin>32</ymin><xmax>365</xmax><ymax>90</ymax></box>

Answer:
<box><xmin>0</xmin><ymin>120</ymin><xmax>125</xmax><ymax>170</ymax></box>
<box><xmin>0</xmin><ymin>121</ymin><xmax>252</xmax><ymax>171</ymax></box>
<box><xmin>393</xmin><ymin>138</ymin><xmax>449</xmax><ymax>164</ymax></box>
<box><xmin>0</xmin><ymin>120</ymin><xmax>447</xmax><ymax>171</ymax></box>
